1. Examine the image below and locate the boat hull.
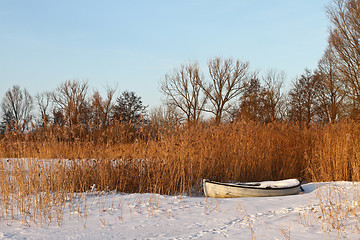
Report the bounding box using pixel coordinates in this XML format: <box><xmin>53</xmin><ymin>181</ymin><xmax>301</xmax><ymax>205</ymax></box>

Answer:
<box><xmin>203</xmin><ymin>179</ymin><xmax>301</xmax><ymax>198</ymax></box>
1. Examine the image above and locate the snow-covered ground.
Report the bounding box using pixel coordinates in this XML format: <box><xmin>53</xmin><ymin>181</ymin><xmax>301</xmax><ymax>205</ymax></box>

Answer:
<box><xmin>0</xmin><ymin>182</ymin><xmax>359</xmax><ymax>239</ymax></box>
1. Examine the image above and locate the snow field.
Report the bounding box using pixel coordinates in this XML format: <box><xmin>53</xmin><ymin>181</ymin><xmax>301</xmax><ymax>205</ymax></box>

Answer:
<box><xmin>0</xmin><ymin>182</ymin><xmax>360</xmax><ymax>239</ymax></box>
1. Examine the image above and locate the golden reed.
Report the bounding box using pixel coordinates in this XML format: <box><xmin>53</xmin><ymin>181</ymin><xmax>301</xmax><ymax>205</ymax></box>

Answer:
<box><xmin>0</xmin><ymin>120</ymin><xmax>359</xmax><ymax>195</ymax></box>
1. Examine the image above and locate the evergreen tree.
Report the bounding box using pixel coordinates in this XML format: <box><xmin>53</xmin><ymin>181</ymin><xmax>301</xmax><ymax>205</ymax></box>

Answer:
<box><xmin>112</xmin><ymin>91</ymin><xmax>148</xmax><ymax>125</ymax></box>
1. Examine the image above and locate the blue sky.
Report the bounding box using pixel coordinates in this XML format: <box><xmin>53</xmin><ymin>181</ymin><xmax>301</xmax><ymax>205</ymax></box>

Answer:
<box><xmin>0</xmin><ymin>0</ymin><xmax>330</xmax><ymax>109</ymax></box>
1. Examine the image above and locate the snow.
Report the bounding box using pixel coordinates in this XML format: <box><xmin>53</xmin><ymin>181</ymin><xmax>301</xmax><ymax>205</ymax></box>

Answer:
<box><xmin>257</xmin><ymin>179</ymin><xmax>300</xmax><ymax>188</ymax></box>
<box><xmin>232</xmin><ymin>178</ymin><xmax>301</xmax><ymax>188</ymax></box>
<box><xmin>1</xmin><ymin>182</ymin><xmax>360</xmax><ymax>239</ymax></box>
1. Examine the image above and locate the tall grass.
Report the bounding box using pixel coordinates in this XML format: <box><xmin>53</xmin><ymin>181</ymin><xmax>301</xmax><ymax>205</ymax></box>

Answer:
<box><xmin>1</xmin><ymin>120</ymin><xmax>360</xmax><ymax>227</ymax></box>
<box><xmin>309</xmin><ymin>122</ymin><xmax>360</xmax><ymax>182</ymax></box>
<box><xmin>1</xmin><ymin>120</ymin><xmax>359</xmax><ymax>195</ymax></box>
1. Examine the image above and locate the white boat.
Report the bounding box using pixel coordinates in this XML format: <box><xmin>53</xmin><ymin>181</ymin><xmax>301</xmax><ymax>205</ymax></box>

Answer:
<box><xmin>203</xmin><ymin>179</ymin><xmax>302</xmax><ymax>198</ymax></box>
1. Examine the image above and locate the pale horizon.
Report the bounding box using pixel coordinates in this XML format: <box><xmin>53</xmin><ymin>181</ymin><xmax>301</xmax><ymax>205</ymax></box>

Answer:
<box><xmin>0</xmin><ymin>0</ymin><xmax>330</xmax><ymax>110</ymax></box>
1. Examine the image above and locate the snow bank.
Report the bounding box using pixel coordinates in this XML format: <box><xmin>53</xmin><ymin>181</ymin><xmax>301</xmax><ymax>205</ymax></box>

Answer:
<box><xmin>0</xmin><ymin>182</ymin><xmax>359</xmax><ymax>239</ymax></box>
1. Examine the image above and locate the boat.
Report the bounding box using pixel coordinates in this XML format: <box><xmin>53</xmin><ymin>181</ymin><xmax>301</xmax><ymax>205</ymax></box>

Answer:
<box><xmin>203</xmin><ymin>179</ymin><xmax>302</xmax><ymax>198</ymax></box>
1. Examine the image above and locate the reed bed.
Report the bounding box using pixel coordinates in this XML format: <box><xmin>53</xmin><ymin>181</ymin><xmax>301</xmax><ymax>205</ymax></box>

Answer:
<box><xmin>1</xmin><ymin>120</ymin><xmax>359</xmax><ymax>195</ymax></box>
<box><xmin>309</xmin><ymin>122</ymin><xmax>360</xmax><ymax>182</ymax></box>
<box><xmin>0</xmin><ymin>120</ymin><xmax>360</xmax><ymax>227</ymax></box>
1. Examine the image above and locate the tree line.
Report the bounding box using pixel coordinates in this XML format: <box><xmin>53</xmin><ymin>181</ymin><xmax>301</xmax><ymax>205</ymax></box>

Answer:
<box><xmin>161</xmin><ymin>0</ymin><xmax>360</xmax><ymax>125</ymax></box>
<box><xmin>0</xmin><ymin>81</ymin><xmax>147</xmax><ymax>133</ymax></box>
<box><xmin>1</xmin><ymin>0</ymin><xmax>359</xmax><ymax>133</ymax></box>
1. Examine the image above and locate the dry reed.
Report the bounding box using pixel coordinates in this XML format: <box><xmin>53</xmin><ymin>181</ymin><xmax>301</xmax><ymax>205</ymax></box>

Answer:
<box><xmin>0</xmin><ymin>120</ymin><xmax>360</xmax><ymax>228</ymax></box>
<box><xmin>1</xmin><ymin>120</ymin><xmax>360</xmax><ymax>195</ymax></box>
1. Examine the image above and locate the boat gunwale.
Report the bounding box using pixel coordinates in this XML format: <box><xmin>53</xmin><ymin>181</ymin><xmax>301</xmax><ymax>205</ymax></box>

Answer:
<box><xmin>203</xmin><ymin>179</ymin><xmax>301</xmax><ymax>190</ymax></box>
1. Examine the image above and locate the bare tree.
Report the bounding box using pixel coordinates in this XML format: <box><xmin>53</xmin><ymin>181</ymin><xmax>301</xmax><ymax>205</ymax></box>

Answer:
<box><xmin>261</xmin><ymin>69</ymin><xmax>286</xmax><ymax>122</ymax></box>
<box><xmin>288</xmin><ymin>69</ymin><xmax>320</xmax><ymax>124</ymax></box>
<box><xmin>230</xmin><ymin>70</ymin><xmax>285</xmax><ymax>123</ymax></box>
<box><xmin>149</xmin><ymin>104</ymin><xmax>182</xmax><ymax>130</ymax></box>
<box><xmin>1</xmin><ymin>85</ymin><xmax>33</xmax><ymax>131</ymax></box>
<box><xmin>35</xmin><ymin>91</ymin><xmax>53</xmax><ymax>125</ymax></box>
<box><xmin>201</xmin><ymin>57</ymin><xmax>249</xmax><ymax>124</ymax></box>
<box><xmin>52</xmin><ymin>80</ymin><xmax>89</xmax><ymax>127</ymax></box>
<box><xmin>327</xmin><ymin>0</ymin><xmax>360</xmax><ymax>115</ymax></box>
<box><xmin>91</xmin><ymin>86</ymin><xmax>116</xmax><ymax>127</ymax></box>
<box><xmin>314</xmin><ymin>46</ymin><xmax>346</xmax><ymax>122</ymax></box>
<box><xmin>161</xmin><ymin>62</ymin><xmax>207</xmax><ymax>123</ymax></box>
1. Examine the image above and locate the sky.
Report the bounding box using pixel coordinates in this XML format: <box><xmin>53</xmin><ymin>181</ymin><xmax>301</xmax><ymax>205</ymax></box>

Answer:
<box><xmin>0</xmin><ymin>0</ymin><xmax>331</xmax><ymax>110</ymax></box>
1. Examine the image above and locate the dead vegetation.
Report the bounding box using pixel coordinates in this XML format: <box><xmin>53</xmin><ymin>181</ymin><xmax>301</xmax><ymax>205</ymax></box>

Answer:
<box><xmin>0</xmin><ymin>120</ymin><xmax>360</xmax><ymax>195</ymax></box>
<box><xmin>0</xmin><ymin>120</ymin><xmax>360</xmax><ymax>228</ymax></box>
